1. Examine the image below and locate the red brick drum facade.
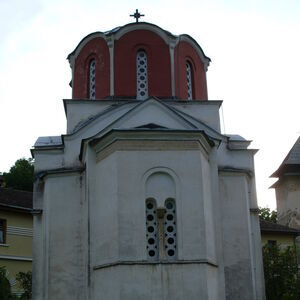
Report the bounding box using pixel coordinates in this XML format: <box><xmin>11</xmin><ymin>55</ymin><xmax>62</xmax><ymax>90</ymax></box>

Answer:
<box><xmin>68</xmin><ymin>23</ymin><xmax>210</xmax><ymax>101</ymax></box>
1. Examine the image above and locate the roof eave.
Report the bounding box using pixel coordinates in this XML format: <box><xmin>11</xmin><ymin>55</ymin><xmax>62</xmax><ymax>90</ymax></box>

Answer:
<box><xmin>0</xmin><ymin>203</ymin><xmax>32</xmax><ymax>213</ymax></box>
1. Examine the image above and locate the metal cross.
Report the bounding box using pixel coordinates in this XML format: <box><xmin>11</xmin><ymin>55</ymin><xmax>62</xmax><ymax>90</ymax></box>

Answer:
<box><xmin>130</xmin><ymin>9</ymin><xmax>145</xmax><ymax>23</ymax></box>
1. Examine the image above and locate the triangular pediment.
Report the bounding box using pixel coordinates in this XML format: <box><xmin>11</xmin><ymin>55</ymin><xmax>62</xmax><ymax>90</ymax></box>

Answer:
<box><xmin>67</xmin><ymin>98</ymin><xmax>198</xmax><ymax>141</ymax></box>
<box><xmin>110</xmin><ymin>98</ymin><xmax>197</xmax><ymax>131</ymax></box>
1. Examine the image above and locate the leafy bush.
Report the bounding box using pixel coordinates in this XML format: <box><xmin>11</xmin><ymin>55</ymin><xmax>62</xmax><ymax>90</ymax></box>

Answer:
<box><xmin>16</xmin><ymin>271</ymin><xmax>32</xmax><ymax>300</ymax></box>
<box><xmin>0</xmin><ymin>267</ymin><xmax>12</xmax><ymax>300</ymax></box>
<box><xmin>259</xmin><ymin>207</ymin><xmax>277</xmax><ymax>223</ymax></box>
<box><xmin>263</xmin><ymin>244</ymin><xmax>300</xmax><ymax>299</ymax></box>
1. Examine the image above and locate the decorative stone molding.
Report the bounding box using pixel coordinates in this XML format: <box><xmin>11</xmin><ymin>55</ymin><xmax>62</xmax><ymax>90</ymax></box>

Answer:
<box><xmin>93</xmin><ymin>259</ymin><xmax>218</xmax><ymax>270</ymax></box>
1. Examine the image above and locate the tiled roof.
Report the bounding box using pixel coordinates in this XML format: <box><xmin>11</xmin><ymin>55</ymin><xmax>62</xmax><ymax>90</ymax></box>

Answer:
<box><xmin>67</xmin><ymin>22</ymin><xmax>211</xmax><ymax>63</ymax></box>
<box><xmin>271</xmin><ymin>136</ymin><xmax>300</xmax><ymax>177</ymax></box>
<box><xmin>283</xmin><ymin>136</ymin><xmax>300</xmax><ymax>165</ymax></box>
<box><xmin>260</xmin><ymin>219</ymin><xmax>300</xmax><ymax>235</ymax></box>
<box><xmin>0</xmin><ymin>188</ymin><xmax>33</xmax><ymax>211</ymax></box>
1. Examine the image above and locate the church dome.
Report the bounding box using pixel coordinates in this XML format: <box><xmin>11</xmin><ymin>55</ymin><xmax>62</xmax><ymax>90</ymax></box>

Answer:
<box><xmin>68</xmin><ymin>22</ymin><xmax>211</xmax><ymax>101</ymax></box>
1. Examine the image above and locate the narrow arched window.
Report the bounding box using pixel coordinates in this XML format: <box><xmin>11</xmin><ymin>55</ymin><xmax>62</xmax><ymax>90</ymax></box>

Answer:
<box><xmin>89</xmin><ymin>59</ymin><xmax>96</xmax><ymax>99</ymax></box>
<box><xmin>164</xmin><ymin>199</ymin><xmax>177</xmax><ymax>259</ymax></box>
<box><xmin>186</xmin><ymin>61</ymin><xmax>193</xmax><ymax>100</ymax></box>
<box><xmin>136</xmin><ymin>50</ymin><xmax>148</xmax><ymax>100</ymax></box>
<box><xmin>145</xmin><ymin>198</ymin><xmax>158</xmax><ymax>260</ymax></box>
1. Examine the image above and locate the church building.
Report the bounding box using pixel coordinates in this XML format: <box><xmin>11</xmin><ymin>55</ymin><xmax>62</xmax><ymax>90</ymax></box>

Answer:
<box><xmin>32</xmin><ymin>15</ymin><xmax>265</xmax><ymax>299</ymax></box>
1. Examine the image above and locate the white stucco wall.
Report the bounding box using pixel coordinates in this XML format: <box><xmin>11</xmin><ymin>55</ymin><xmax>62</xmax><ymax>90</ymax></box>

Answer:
<box><xmin>33</xmin><ymin>173</ymin><xmax>88</xmax><ymax>300</ymax></box>
<box><xmin>86</xmin><ymin>144</ymin><xmax>221</xmax><ymax>298</ymax></box>
<box><xmin>219</xmin><ymin>172</ymin><xmax>260</xmax><ymax>299</ymax></box>
<box><xmin>33</xmin><ymin>98</ymin><xmax>264</xmax><ymax>299</ymax></box>
<box><xmin>92</xmin><ymin>264</ymin><xmax>212</xmax><ymax>300</ymax></box>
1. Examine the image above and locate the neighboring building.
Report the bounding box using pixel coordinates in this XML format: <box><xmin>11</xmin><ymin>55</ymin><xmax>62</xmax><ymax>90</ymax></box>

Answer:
<box><xmin>271</xmin><ymin>137</ymin><xmax>300</xmax><ymax>229</ymax></box>
<box><xmin>260</xmin><ymin>219</ymin><xmax>299</xmax><ymax>248</ymax></box>
<box><xmin>270</xmin><ymin>136</ymin><xmax>300</xmax><ymax>261</ymax></box>
<box><xmin>0</xmin><ymin>174</ymin><xmax>4</xmax><ymax>187</ymax></box>
<box><xmin>0</xmin><ymin>188</ymin><xmax>33</xmax><ymax>297</ymax></box>
<box><xmin>32</xmin><ymin>21</ymin><xmax>265</xmax><ymax>299</ymax></box>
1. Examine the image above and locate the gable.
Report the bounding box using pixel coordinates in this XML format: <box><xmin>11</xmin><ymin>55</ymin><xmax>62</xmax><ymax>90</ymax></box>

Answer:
<box><xmin>111</xmin><ymin>98</ymin><xmax>197</xmax><ymax>130</ymax></box>
<box><xmin>66</xmin><ymin>98</ymin><xmax>198</xmax><ymax>144</ymax></box>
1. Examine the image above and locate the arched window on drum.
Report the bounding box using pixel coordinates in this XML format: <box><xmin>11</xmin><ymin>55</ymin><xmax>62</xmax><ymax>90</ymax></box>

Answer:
<box><xmin>89</xmin><ymin>59</ymin><xmax>96</xmax><ymax>99</ymax></box>
<box><xmin>186</xmin><ymin>61</ymin><xmax>193</xmax><ymax>100</ymax></box>
<box><xmin>136</xmin><ymin>50</ymin><xmax>148</xmax><ymax>100</ymax></box>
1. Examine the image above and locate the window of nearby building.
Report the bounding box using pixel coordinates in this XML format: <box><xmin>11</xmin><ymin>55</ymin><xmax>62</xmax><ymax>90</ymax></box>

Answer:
<box><xmin>89</xmin><ymin>59</ymin><xmax>96</xmax><ymax>99</ymax></box>
<box><xmin>186</xmin><ymin>61</ymin><xmax>193</xmax><ymax>100</ymax></box>
<box><xmin>267</xmin><ymin>240</ymin><xmax>277</xmax><ymax>247</ymax></box>
<box><xmin>0</xmin><ymin>219</ymin><xmax>7</xmax><ymax>244</ymax></box>
<box><xmin>136</xmin><ymin>50</ymin><xmax>148</xmax><ymax>100</ymax></box>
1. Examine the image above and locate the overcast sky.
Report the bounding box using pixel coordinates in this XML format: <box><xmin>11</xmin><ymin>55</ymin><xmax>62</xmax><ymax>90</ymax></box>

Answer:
<box><xmin>1</xmin><ymin>0</ymin><xmax>300</xmax><ymax>209</ymax></box>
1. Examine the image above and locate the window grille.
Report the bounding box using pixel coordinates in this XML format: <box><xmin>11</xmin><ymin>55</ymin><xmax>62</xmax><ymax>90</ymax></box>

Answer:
<box><xmin>89</xmin><ymin>59</ymin><xmax>96</xmax><ymax>99</ymax></box>
<box><xmin>145</xmin><ymin>198</ymin><xmax>177</xmax><ymax>261</ymax></box>
<box><xmin>145</xmin><ymin>199</ymin><xmax>158</xmax><ymax>260</ymax></box>
<box><xmin>164</xmin><ymin>199</ymin><xmax>177</xmax><ymax>259</ymax></box>
<box><xmin>136</xmin><ymin>51</ymin><xmax>148</xmax><ymax>100</ymax></box>
<box><xmin>186</xmin><ymin>62</ymin><xmax>193</xmax><ymax>100</ymax></box>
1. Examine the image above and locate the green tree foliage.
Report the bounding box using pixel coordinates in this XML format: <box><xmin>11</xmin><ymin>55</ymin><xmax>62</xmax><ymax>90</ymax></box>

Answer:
<box><xmin>0</xmin><ymin>267</ymin><xmax>12</xmax><ymax>300</ymax></box>
<box><xmin>3</xmin><ymin>158</ymin><xmax>34</xmax><ymax>192</ymax></box>
<box><xmin>263</xmin><ymin>244</ymin><xmax>300</xmax><ymax>299</ymax></box>
<box><xmin>259</xmin><ymin>207</ymin><xmax>277</xmax><ymax>223</ymax></box>
<box><xmin>16</xmin><ymin>271</ymin><xmax>32</xmax><ymax>300</ymax></box>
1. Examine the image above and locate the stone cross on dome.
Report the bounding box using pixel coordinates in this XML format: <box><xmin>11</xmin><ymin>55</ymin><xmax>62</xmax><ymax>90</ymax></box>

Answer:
<box><xmin>130</xmin><ymin>9</ymin><xmax>145</xmax><ymax>23</ymax></box>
